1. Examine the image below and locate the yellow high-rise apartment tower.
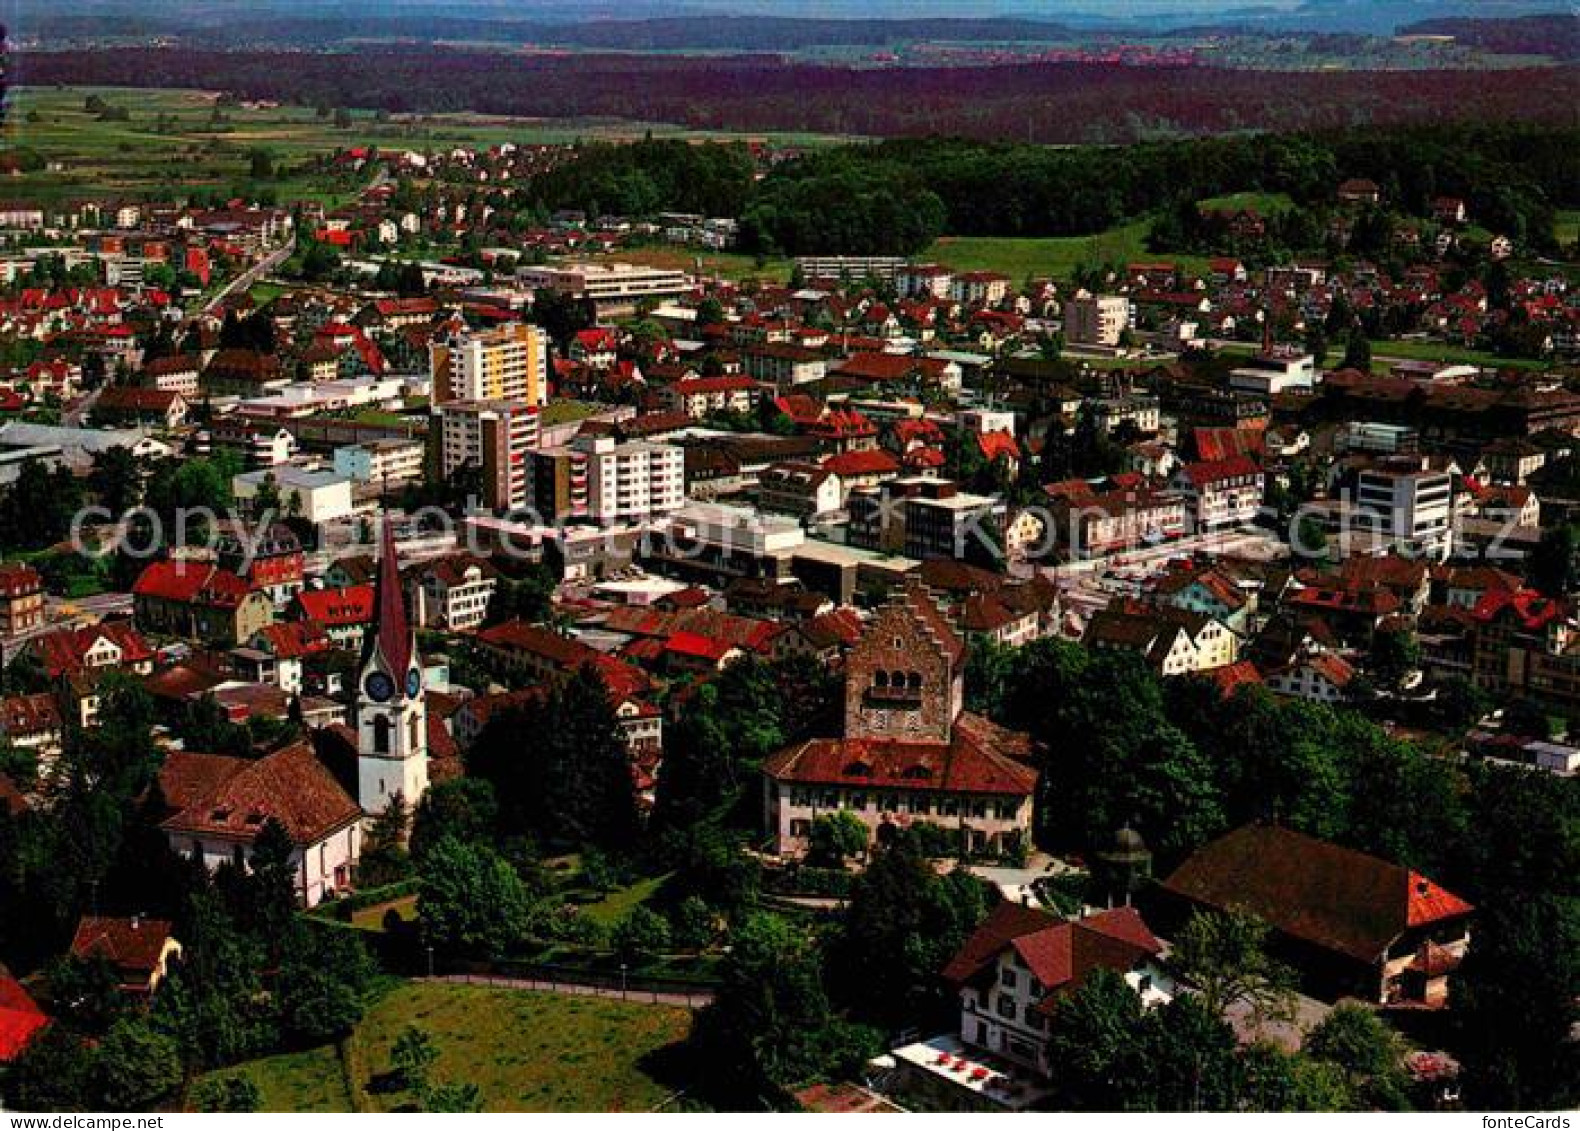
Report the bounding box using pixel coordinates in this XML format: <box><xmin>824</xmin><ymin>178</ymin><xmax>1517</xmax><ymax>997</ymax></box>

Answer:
<box><xmin>430</xmin><ymin>322</ymin><xmax>547</xmax><ymax>406</ymax></box>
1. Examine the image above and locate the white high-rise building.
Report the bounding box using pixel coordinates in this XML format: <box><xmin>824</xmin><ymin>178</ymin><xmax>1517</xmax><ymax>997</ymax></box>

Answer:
<box><xmin>571</xmin><ymin>434</ymin><xmax>685</xmax><ymax>522</ymax></box>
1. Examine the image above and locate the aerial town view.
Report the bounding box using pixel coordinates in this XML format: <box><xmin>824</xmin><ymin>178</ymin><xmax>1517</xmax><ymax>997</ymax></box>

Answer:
<box><xmin>0</xmin><ymin>0</ymin><xmax>1576</xmax><ymax>1118</ymax></box>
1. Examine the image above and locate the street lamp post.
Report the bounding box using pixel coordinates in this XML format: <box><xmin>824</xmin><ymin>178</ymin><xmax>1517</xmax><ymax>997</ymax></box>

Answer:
<box><xmin>425</xmin><ymin>944</ymin><xmax>435</xmax><ymax>978</ymax></box>
<box><xmin>619</xmin><ymin>962</ymin><xmax>628</xmax><ymax>1000</ymax></box>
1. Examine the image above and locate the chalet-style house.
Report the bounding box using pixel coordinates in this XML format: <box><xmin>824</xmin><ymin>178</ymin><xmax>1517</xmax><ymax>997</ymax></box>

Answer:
<box><xmin>69</xmin><ymin>915</ymin><xmax>183</xmax><ymax>995</ymax></box>
<box><xmin>762</xmin><ymin>585</ymin><xmax>1038</xmax><ymax>858</ymax></box>
<box><xmin>1159</xmin><ymin>823</ymin><xmax>1474</xmax><ymax>1005</ymax></box>
<box><xmin>945</xmin><ymin>903</ymin><xmax>1172</xmax><ymax>1075</ymax></box>
<box><xmin>885</xmin><ymin>904</ymin><xmax>1171</xmax><ymax>1111</ymax></box>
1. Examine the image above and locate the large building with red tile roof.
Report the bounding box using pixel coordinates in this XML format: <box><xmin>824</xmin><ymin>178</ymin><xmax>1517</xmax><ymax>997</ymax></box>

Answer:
<box><xmin>1160</xmin><ymin>823</ymin><xmax>1474</xmax><ymax>1005</ymax></box>
<box><xmin>156</xmin><ymin>743</ymin><xmax>363</xmax><ymax>907</ymax></box>
<box><xmin>763</xmin><ymin>585</ymin><xmax>1036</xmax><ymax>858</ymax></box>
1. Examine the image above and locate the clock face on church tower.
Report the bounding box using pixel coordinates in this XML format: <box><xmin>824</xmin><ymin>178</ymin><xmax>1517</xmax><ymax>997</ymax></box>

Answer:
<box><xmin>406</xmin><ymin>668</ymin><xmax>422</xmax><ymax>698</ymax></box>
<box><xmin>364</xmin><ymin>672</ymin><xmax>394</xmax><ymax>702</ymax></box>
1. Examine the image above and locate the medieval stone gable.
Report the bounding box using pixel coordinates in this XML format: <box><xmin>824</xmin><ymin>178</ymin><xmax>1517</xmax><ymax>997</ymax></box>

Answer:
<box><xmin>844</xmin><ymin>589</ymin><xmax>960</xmax><ymax>744</ymax></box>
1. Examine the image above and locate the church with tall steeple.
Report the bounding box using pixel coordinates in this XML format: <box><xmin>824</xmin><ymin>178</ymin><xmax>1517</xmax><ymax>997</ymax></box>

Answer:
<box><xmin>355</xmin><ymin>519</ymin><xmax>429</xmax><ymax>815</ymax></box>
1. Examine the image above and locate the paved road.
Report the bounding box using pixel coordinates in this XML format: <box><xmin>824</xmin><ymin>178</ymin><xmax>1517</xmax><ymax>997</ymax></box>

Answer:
<box><xmin>192</xmin><ymin>233</ymin><xmax>296</xmax><ymax>322</ymax></box>
<box><xmin>418</xmin><ymin>973</ymin><xmax>714</xmax><ymax>1009</ymax></box>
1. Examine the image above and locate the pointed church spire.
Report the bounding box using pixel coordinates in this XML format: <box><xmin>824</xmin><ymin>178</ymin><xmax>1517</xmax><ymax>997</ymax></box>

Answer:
<box><xmin>363</xmin><ymin>515</ymin><xmax>412</xmax><ymax>680</ymax></box>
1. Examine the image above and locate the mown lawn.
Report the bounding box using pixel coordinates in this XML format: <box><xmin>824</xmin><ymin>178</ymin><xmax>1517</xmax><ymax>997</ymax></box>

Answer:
<box><xmin>576</xmin><ymin>874</ymin><xmax>671</xmax><ymax>928</ymax></box>
<box><xmin>356</xmin><ymin>981</ymin><xmax>693</xmax><ymax>1112</ymax></box>
<box><xmin>1198</xmin><ymin>190</ymin><xmax>1295</xmax><ymax>213</ymax></box>
<box><xmin>1367</xmin><ymin>338</ymin><xmax>1549</xmax><ymax>372</ymax></box>
<box><xmin>192</xmin><ymin>1045</ymin><xmax>352</xmax><ymax>1113</ymax></box>
<box><xmin>1556</xmin><ymin>210</ymin><xmax>1580</xmax><ymax>248</ymax></box>
<box><xmin>924</xmin><ymin>225</ymin><xmax>1211</xmax><ymax>282</ymax></box>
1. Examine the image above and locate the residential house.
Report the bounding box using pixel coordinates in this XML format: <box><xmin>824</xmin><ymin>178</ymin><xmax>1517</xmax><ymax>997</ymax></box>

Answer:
<box><xmin>133</xmin><ymin>560</ymin><xmax>274</xmax><ymax>647</ymax></box>
<box><xmin>69</xmin><ymin>915</ymin><xmax>182</xmax><ymax>996</ymax></box>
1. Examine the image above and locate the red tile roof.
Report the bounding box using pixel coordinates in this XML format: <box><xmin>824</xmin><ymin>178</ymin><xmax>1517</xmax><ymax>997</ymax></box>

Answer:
<box><xmin>293</xmin><ymin>585</ymin><xmax>375</xmax><ymax>627</ymax></box>
<box><xmin>822</xmin><ymin>449</ymin><xmax>900</xmax><ymax>478</ymax></box>
<box><xmin>25</xmin><ymin>622</ymin><xmax>155</xmax><ymax>678</ymax></box>
<box><xmin>133</xmin><ymin>560</ymin><xmax>252</xmax><ymax>608</ymax></box>
<box><xmin>0</xmin><ymin>976</ymin><xmax>47</xmax><ymax>1062</ymax></box>
<box><xmin>158</xmin><ymin>743</ymin><xmax>361</xmax><ymax>845</ymax></box>
<box><xmin>1162</xmin><ymin>824</ymin><xmax>1474</xmax><ymax>963</ymax></box>
<box><xmin>942</xmin><ymin>903</ymin><xmax>1162</xmax><ymax>1008</ymax></box>
<box><xmin>70</xmin><ymin>916</ymin><xmax>176</xmax><ymax>978</ymax></box>
<box><xmin>764</xmin><ymin>711</ymin><xmax>1034</xmax><ymax>795</ymax></box>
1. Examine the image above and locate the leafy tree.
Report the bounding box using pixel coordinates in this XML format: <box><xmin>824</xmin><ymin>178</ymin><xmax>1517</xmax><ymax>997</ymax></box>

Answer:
<box><xmin>410</xmin><ymin>777</ymin><xmax>498</xmax><ymax>863</ymax></box>
<box><xmin>1042</xmin><ymin>967</ymin><xmax>1147</xmax><ymax>1110</ymax></box>
<box><xmin>690</xmin><ymin>912</ymin><xmax>880</xmax><ymax>1106</ymax></box>
<box><xmin>243</xmin><ymin>817</ymin><xmax>300</xmax><ymax>942</ymax></box>
<box><xmin>1304</xmin><ymin>1003</ymin><xmax>1410</xmax><ymax>1110</ymax></box>
<box><xmin>806</xmin><ymin>811</ymin><xmax>867</xmax><ymax>867</ymax></box>
<box><xmin>612</xmin><ymin>906</ymin><xmax>672</xmax><ymax>964</ymax></box>
<box><xmin>46</xmin><ymin>953</ymin><xmax>128</xmax><ymax>1035</ymax></box>
<box><xmin>87</xmin><ymin>447</ymin><xmax>143</xmax><ymax>517</ymax></box>
<box><xmin>470</xmin><ymin>665</ymin><xmax>638</xmax><ymax>850</ymax></box>
<box><xmin>423</xmin><ymin>1081</ymin><xmax>484</xmax><ymax>1112</ymax></box>
<box><xmin>5</xmin><ymin>1025</ymin><xmax>97</xmax><ymax>1112</ymax></box>
<box><xmin>94</xmin><ymin>1018</ymin><xmax>183</xmax><ymax>1111</ymax></box>
<box><xmin>149</xmin><ymin>892</ymin><xmax>276</xmax><ymax>1070</ymax></box>
<box><xmin>276</xmin><ymin>925</ymin><xmax>377</xmax><ymax>1045</ymax></box>
<box><xmin>1529</xmin><ymin>523</ymin><xmax>1580</xmax><ymax>597</ymax></box>
<box><xmin>1453</xmin><ymin>895</ymin><xmax>1580</xmax><ymax>1110</ymax></box>
<box><xmin>826</xmin><ymin>836</ymin><xmax>990</xmax><ymax>1029</ymax></box>
<box><xmin>1238</xmin><ymin>1041</ymin><xmax>1355</xmax><ymax>1112</ymax></box>
<box><xmin>390</xmin><ymin>1025</ymin><xmax>439</xmax><ymax>1092</ymax></box>
<box><xmin>358</xmin><ymin>793</ymin><xmax>411</xmax><ymax>887</ymax></box>
<box><xmin>1367</xmin><ymin>628</ymin><xmax>1420</xmax><ymax>692</ymax></box>
<box><xmin>669</xmin><ymin>895</ymin><xmax>718</xmax><ymax>951</ymax></box>
<box><xmin>1130</xmin><ymin>995</ymin><xmax>1242</xmax><ymax>1112</ymax></box>
<box><xmin>1172</xmin><ymin>909</ymin><xmax>1297</xmax><ymax>1032</ymax></box>
<box><xmin>417</xmin><ymin>836</ymin><xmax>530</xmax><ymax>958</ymax></box>
<box><xmin>1341</xmin><ymin>328</ymin><xmax>1372</xmax><ymax>372</ymax></box>
<box><xmin>192</xmin><ymin>1074</ymin><xmax>262</xmax><ymax>1112</ymax></box>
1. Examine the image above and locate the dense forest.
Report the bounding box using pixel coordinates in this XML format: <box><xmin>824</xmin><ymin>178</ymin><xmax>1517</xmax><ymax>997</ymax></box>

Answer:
<box><xmin>527</xmin><ymin>139</ymin><xmax>756</xmax><ymax>220</ymax></box>
<box><xmin>738</xmin><ymin>124</ymin><xmax>1580</xmax><ymax>254</ymax></box>
<box><xmin>18</xmin><ymin>47</ymin><xmax>1580</xmax><ymax>144</ymax></box>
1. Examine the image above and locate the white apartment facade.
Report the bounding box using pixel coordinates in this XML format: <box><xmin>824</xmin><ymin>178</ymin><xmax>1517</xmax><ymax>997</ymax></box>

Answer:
<box><xmin>573</xmin><ymin>435</ymin><xmax>685</xmax><ymax>521</ymax></box>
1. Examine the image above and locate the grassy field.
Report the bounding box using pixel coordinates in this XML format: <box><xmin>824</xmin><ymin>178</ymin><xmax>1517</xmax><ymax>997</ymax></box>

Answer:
<box><xmin>1198</xmin><ymin>191</ymin><xmax>1295</xmax><ymax>213</ymax></box>
<box><xmin>577</xmin><ymin>874</ymin><xmax>671</xmax><ymax>929</ymax></box>
<box><xmin>606</xmin><ymin>244</ymin><xmax>793</xmax><ymax>284</ymax></box>
<box><xmin>196</xmin><ymin>981</ymin><xmax>694</xmax><ymax>1113</ymax></box>
<box><xmin>924</xmin><ymin>225</ymin><xmax>1212</xmax><ymax>281</ymax></box>
<box><xmin>356</xmin><ymin>981</ymin><xmax>692</xmax><ymax>1112</ymax></box>
<box><xmin>193</xmin><ymin>1046</ymin><xmax>353</xmax><ymax>1113</ymax></box>
<box><xmin>1557</xmin><ymin>210</ymin><xmax>1580</xmax><ymax>248</ymax></box>
<box><xmin>1367</xmin><ymin>338</ymin><xmax>1550</xmax><ymax>373</ymax></box>
<box><xmin>3</xmin><ymin>85</ymin><xmax>854</xmax><ymax>207</ymax></box>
